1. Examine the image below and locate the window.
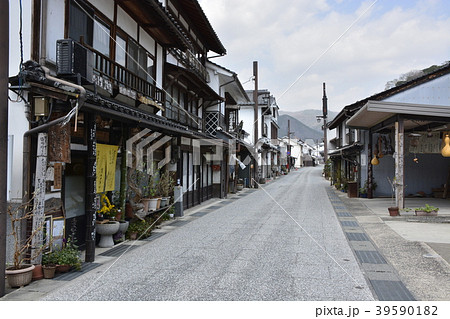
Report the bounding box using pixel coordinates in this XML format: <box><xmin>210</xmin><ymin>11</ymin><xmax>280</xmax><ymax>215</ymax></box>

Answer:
<box><xmin>115</xmin><ymin>34</ymin><xmax>126</xmax><ymax>66</ymax></box>
<box><xmin>69</xmin><ymin>0</ymin><xmax>93</xmax><ymax>45</ymax></box>
<box><xmin>127</xmin><ymin>39</ymin><xmax>139</xmax><ymax>75</ymax></box>
<box><xmin>93</xmin><ymin>17</ymin><xmax>110</xmax><ymax>57</ymax></box>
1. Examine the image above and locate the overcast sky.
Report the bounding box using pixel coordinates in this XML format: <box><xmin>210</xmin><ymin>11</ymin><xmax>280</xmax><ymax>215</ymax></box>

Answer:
<box><xmin>198</xmin><ymin>0</ymin><xmax>450</xmax><ymax>113</ymax></box>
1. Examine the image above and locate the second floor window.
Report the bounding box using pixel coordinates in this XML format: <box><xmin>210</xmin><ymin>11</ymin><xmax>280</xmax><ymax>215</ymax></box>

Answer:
<box><xmin>93</xmin><ymin>18</ymin><xmax>110</xmax><ymax>57</ymax></box>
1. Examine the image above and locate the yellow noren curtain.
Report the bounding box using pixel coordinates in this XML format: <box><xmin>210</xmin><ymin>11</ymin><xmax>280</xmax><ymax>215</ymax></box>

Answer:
<box><xmin>96</xmin><ymin>143</ymin><xmax>119</xmax><ymax>193</ymax></box>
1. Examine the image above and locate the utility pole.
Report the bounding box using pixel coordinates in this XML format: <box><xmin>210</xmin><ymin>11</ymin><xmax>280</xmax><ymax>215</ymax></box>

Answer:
<box><xmin>0</xmin><ymin>0</ymin><xmax>9</xmax><ymax>298</ymax></box>
<box><xmin>253</xmin><ymin>61</ymin><xmax>259</xmax><ymax>186</ymax></box>
<box><xmin>322</xmin><ymin>83</ymin><xmax>328</xmax><ymax>163</ymax></box>
<box><xmin>287</xmin><ymin>119</ymin><xmax>293</xmax><ymax>172</ymax></box>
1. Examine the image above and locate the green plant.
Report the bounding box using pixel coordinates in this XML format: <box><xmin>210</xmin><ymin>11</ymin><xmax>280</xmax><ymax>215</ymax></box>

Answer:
<box><xmin>359</xmin><ymin>187</ymin><xmax>367</xmax><ymax>194</ymax></box>
<box><xmin>415</xmin><ymin>204</ymin><xmax>439</xmax><ymax>213</ymax></box>
<box><xmin>126</xmin><ymin>219</ymin><xmax>152</xmax><ymax>239</ymax></box>
<box><xmin>42</xmin><ymin>251</ymin><xmax>58</xmax><ymax>266</ymax></box>
<box><xmin>143</xmin><ymin>173</ymin><xmax>158</xmax><ymax>198</ymax></box>
<box><xmin>158</xmin><ymin>170</ymin><xmax>174</xmax><ymax>197</ymax></box>
<box><xmin>51</xmin><ymin>238</ymin><xmax>82</xmax><ymax>270</ymax></box>
<box><xmin>363</xmin><ymin>179</ymin><xmax>377</xmax><ymax>192</ymax></box>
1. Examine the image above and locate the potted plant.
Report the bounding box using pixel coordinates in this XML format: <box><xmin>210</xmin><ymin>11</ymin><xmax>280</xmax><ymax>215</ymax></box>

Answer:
<box><xmin>387</xmin><ymin>177</ymin><xmax>400</xmax><ymax>216</ymax></box>
<box><xmin>126</xmin><ymin>219</ymin><xmax>152</xmax><ymax>240</ymax></box>
<box><xmin>414</xmin><ymin>204</ymin><xmax>439</xmax><ymax>216</ymax></box>
<box><xmin>5</xmin><ymin>201</ymin><xmax>48</xmax><ymax>288</ymax></box>
<box><xmin>359</xmin><ymin>187</ymin><xmax>367</xmax><ymax>198</ymax></box>
<box><xmin>53</xmin><ymin>238</ymin><xmax>82</xmax><ymax>273</ymax></box>
<box><xmin>158</xmin><ymin>170</ymin><xmax>174</xmax><ymax>207</ymax></box>
<box><xmin>42</xmin><ymin>252</ymin><xmax>57</xmax><ymax>279</ymax></box>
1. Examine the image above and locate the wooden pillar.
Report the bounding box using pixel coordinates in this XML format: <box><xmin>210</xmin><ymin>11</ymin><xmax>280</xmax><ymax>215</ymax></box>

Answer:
<box><xmin>395</xmin><ymin>117</ymin><xmax>404</xmax><ymax>209</ymax></box>
<box><xmin>85</xmin><ymin>113</ymin><xmax>97</xmax><ymax>262</ymax></box>
<box><xmin>0</xmin><ymin>0</ymin><xmax>9</xmax><ymax>297</ymax></box>
<box><xmin>367</xmin><ymin>130</ymin><xmax>373</xmax><ymax>199</ymax></box>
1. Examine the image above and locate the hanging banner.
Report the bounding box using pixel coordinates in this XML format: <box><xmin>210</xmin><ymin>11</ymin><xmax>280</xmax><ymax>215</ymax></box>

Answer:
<box><xmin>96</xmin><ymin>144</ymin><xmax>119</xmax><ymax>193</ymax></box>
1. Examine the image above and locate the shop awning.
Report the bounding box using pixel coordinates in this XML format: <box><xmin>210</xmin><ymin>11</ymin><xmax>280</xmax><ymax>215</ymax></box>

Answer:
<box><xmin>347</xmin><ymin>100</ymin><xmax>450</xmax><ymax>129</ymax></box>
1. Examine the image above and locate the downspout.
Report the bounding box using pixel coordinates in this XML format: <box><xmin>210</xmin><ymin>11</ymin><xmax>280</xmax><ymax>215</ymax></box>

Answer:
<box><xmin>22</xmin><ymin>67</ymin><xmax>86</xmax><ymax>204</ymax></box>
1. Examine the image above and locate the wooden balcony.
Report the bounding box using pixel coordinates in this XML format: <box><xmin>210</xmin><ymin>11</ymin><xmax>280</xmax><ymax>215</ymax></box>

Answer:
<box><xmin>169</xmin><ymin>48</ymin><xmax>209</xmax><ymax>83</ymax></box>
<box><xmin>81</xmin><ymin>41</ymin><xmax>165</xmax><ymax>108</ymax></box>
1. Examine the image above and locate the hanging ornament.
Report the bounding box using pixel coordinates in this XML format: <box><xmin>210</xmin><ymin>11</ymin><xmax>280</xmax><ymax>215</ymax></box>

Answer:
<box><xmin>441</xmin><ymin>132</ymin><xmax>450</xmax><ymax>157</ymax></box>
<box><xmin>371</xmin><ymin>154</ymin><xmax>379</xmax><ymax>165</ymax></box>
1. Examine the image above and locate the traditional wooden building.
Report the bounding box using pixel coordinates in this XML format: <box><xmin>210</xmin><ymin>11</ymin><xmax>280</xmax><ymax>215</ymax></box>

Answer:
<box><xmin>7</xmin><ymin>0</ymin><xmax>227</xmax><ymax>261</ymax></box>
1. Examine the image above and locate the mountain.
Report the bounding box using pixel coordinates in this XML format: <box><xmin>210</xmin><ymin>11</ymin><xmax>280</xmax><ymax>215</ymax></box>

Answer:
<box><xmin>278</xmin><ymin>114</ymin><xmax>323</xmax><ymax>141</ymax></box>
<box><xmin>279</xmin><ymin>109</ymin><xmax>338</xmax><ymax>131</ymax></box>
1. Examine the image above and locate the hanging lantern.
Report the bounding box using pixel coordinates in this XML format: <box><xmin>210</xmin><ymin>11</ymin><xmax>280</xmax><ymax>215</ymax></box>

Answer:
<box><xmin>441</xmin><ymin>132</ymin><xmax>450</xmax><ymax>157</ymax></box>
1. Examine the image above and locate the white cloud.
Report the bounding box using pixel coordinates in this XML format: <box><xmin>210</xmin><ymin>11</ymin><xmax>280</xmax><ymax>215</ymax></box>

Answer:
<box><xmin>200</xmin><ymin>0</ymin><xmax>450</xmax><ymax>112</ymax></box>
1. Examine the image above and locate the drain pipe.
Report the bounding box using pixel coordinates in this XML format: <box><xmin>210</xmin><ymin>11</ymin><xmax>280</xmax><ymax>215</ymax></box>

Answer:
<box><xmin>22</xmin><ymin>67</ymin><xmax>86</xmax><ymax>204</ymax></box>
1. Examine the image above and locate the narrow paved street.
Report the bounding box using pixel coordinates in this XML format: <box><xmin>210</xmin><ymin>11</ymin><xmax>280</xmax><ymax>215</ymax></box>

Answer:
<box><xmin>43</xmin><ymin>167</ymin><xmax>373</xmax><ymax>301</ymax></box>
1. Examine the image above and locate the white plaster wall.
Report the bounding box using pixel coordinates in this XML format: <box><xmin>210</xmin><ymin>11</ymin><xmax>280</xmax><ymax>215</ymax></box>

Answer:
<box><xmin>8</xmin><ymin>1</ymin><xmax>32</xmax><ymax>201</ymax></box>
<box><xmin>90</xmin><ymin>0</ymin><xmax>114</xmax><ymax>20</ymax></box>
<box><xmin>117</xmin><ymin>7</ymin><xmax>137</xmax><ymax>40</ymax></box>
<box><xmin>240</xmin><ymin>107</ymin><xmax>255</xmax><ymax>144</ymax></box>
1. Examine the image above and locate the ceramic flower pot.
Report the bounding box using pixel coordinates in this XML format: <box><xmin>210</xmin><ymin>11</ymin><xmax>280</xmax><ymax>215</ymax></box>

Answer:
<box><xmin>32</xmin><ymin>264</ymin><xmax>44</xmax><ymax>281</ymax></box>
<box><xmin>96</xmin><ymin>221</ymin><xmax>120</xmax><ymax>247</ymax></box>
<box><xmin>388</xmin><ymin>207</ymin><xmax>400</xmax><ymax>216</ymax></box>
<box><xmin>42</xmin><ymin>265</ymin><xmax>56</xmax><ymax>279</ymax></box>
<box><xmin>148</xmin><ymin>198</ymin><xmax>159</xmax><ymax>211</ymax></box>
<box><xmin>160</xmin><ymin>197</ymin><xmax>169</xmax><ymax>207</ymax></box>
<box><xmin>141</xmin><ymin>198</ymin><xmax>151</xmax><ymax>212</ymax></box>
<box><xmin>56</xmin><ymin>264</ymin><xmax>71</xmax><ymax>273</ymax></box>
<box><xmin>5</xmin><ymin>264</ymin><xmax>35</xmax><ymax>288</ymax></box>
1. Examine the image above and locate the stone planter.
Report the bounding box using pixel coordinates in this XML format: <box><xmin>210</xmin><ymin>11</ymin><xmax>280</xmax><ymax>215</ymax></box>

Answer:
<box><xmin>415</xmin><ymin>210</ymin><xmax>438</xmax><ymax>216</ymax></box>
<box><xmin>236</xmin><ymin>184</ymin><xmax>244</xmax><ymax>191</ymax></box>
<box><xmin>42</xmin><ymin>265</ymin><xmax>56</xmax><ymax>279</ymax></box>
<box><xmin>5</xmin><ymin>264</ymin><xmax>35</xmax><ymax>288</ymax></box>
<box><xmin>96</xmin><ymin>221</ymin><xmax>120</xmax><ymax>247</ymax></box>
<box><xmin>118</xmin><ymin>220</ymin><xmax>129</xmax><ymax>233</ymax></box>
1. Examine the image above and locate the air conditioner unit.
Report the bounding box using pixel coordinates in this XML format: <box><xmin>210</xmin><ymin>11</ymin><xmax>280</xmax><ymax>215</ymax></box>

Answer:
<box><xmin>56</xmin><ymin>39</ymin><xmax>94</xmax><ymax>83</ymax></box>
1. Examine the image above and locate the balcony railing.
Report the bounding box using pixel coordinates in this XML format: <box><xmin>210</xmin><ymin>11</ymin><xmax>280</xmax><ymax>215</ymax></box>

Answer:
<box><xmin>81</xmin><ymin>41</ymin><xmax>165</xmax><ymax>106</ymax></box>
<box><xmin>169</xmin><ymin>48</ymin><xmax>209</xmax><ymax>83</ymax></box>
<box><xmin>165</xmin><ymin>102</ymin><xmax>202</xmax><ymax>131</ymax></box>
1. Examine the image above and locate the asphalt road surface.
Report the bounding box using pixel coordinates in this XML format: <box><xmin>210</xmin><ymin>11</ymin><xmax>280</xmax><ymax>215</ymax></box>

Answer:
<box><xmin>43</xmin><ymin>167</ymin><xmax>374</xmax><ymax>301</ymax></box>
